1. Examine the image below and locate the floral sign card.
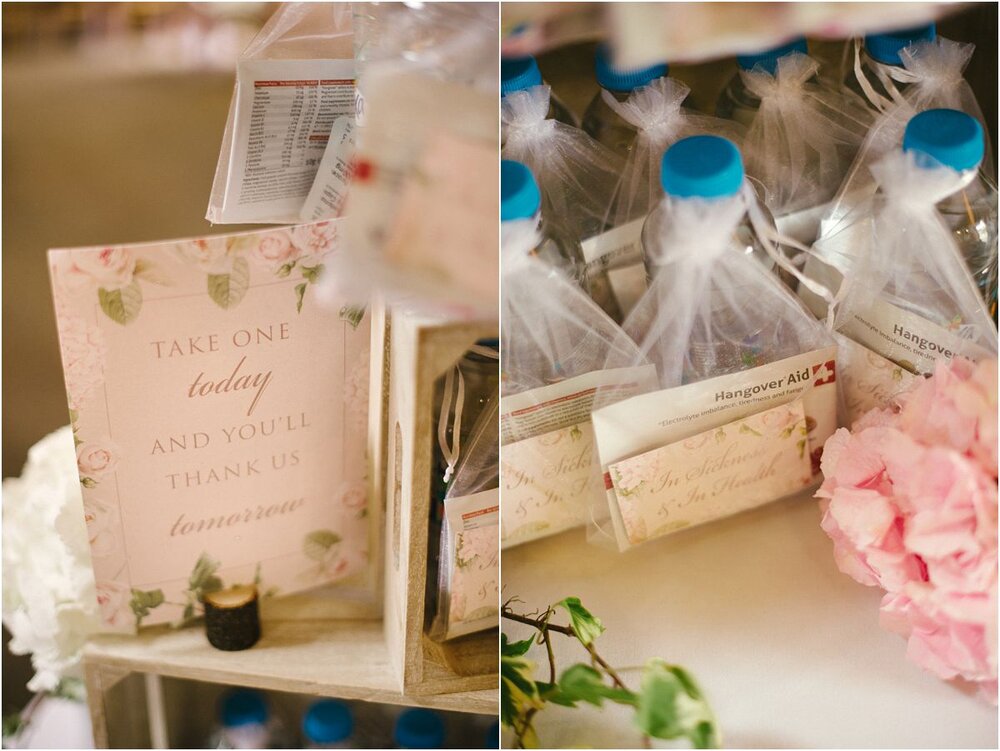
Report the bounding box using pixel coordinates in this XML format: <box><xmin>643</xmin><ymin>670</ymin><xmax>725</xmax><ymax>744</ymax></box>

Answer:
<box><xmin>49</xmin><ymin>221</ymin><xmax>371</xmax><ymax>631</ymax></box>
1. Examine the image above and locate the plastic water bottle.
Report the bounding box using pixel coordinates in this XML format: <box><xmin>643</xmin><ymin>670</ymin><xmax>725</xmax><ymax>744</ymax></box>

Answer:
<box><xmin>581</xmin><ymin>45</ymin><xmax>670</xmax><ymax>157</ymax></box>
<box><xmin>393</xmin><ymin>709</ymin><xmax>445</xmax><ymax>749</ymax></box>
<box><xmin>716</xmin><ymin>37</ymin><xmax>809</xmax><ymax>127</ymax></box>
<box><xmin>212</xmin><ymin>690</ymin><xmax>276</xmax><ymax>749</ymax></box>
<box><xmin>846</xmin><ymin>23</ymin><xmax>936</xmax><ymax>109</ymax></box>
<box><xmin>502</xmin><ymin>159</ymin><xmax>620</xmax><ymax>320</ymax></box>
<box><xmin>501</xmin><ymin>56</ymin><xmax>576</xmax><ymax>127</ymax></box>
<box><xmin>901</xmin><ymin>108</ymin><xmax>998</xmax><ymax>311</ymax></box>
<box><xmin>641</xmin><ymin>136</ymin><xmax>795</xmax><ymax>381</ymax></box>
<box><xmin>302</xmin><ymin>700</ymin><xmax>355</xmax><ymax>749</ymax></box>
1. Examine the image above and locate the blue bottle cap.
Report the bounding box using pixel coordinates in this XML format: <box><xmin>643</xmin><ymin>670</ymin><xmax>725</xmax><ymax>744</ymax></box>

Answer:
<box><xmin>394</xmin><ymin>708</ymin><xmax>445</xmax><ymax>749</ymax></box>
<box><xmin>501</xmin><ymin>56</ymin><xmax>543</xmax><ymax>96</ymax></box>
<box><xmin>865</xmin><ymin>23</ymin><xmax>936</xmax><ymax>65</ymax></box>
<box><xmin>904</xmin><ymin>108</ymin><xmax>984</xmax><ymax>172</ymax></box>
<box><xmin>219</xmin><ymin>689</ymin><xmax>268</xmax><ymax>728</ymax></box>
<box><xmin>660</xmin><ymin>135</ymin><xmax>745</xmax><ymax>199</ymax></box>
<box><xmin>736</xmin><ymin>37</ymin><xmax>808</xmax><ymax>74</ymax></box>
<box><xmin>501</xmin><ymin>160</ymin><xmax>541</xmax><ymax>221</ymax></box>
<box><xmin>485</xmin><ymin>720</ymin><xmax>500</xmax><ymax>748</ymax></box>
<box><xmin>302</xmin><ymin>700</ymin><xmax>353</xmax><ymax>745</ymax></box>
<box><xmin>595</xmin><ymin>44</ymin><xmax>668</xmax><ymax>92</ymax></box>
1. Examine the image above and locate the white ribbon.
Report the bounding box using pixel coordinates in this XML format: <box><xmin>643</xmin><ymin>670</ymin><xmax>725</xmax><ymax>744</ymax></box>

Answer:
<box><xmin>852</xmin><ymin>37</ymin><xmax>918</xmax><ymax>113</ymax></box>
<box><xmin>437</xmin><ymin>346</ymin><xmax>499</xmax><ymax>485</ymax></box>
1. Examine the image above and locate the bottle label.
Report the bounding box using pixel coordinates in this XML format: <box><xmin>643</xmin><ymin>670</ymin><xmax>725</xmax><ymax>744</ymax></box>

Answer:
<box><xmin>500</xmin><ymin>365</ymin><xmax>659</xmax><ymax>547</ymax></box>
<box><xmin>591</xmin><ymin>347</ymin><xmax>838</xmax><ymax>550</ymax></box>
<box><xmin>438</xmin><ymin>488</ymin><xmax>498</xmax><ymax>639</ymax></box>
<box><xmin>581</xmin><ymin>218</ymin><xmax>648</xmax><ymax>318</ymax></box>
<box><xmin>834</xmin><ymin>333</ymin><xmax>917</xmax><ymax>425</ymax></box>
<box><xmin>839</xmin><ymin>297</ymin><xmax>993</xmax><ymax>376</ymax></box>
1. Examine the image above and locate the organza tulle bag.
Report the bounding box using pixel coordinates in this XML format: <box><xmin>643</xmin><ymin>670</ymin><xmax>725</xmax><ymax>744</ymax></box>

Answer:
<box><xmin>502</xmin><ymin>86</ymin><xmax>625</xmax><ymax>242</ymax></box>
<box><xmin>587</xmin><ymin>140</ymin><xmax>839</xmax><ymax>552</ymax></box>
<box><xmin>831</xmin><ymin>148</ymin><xmax>997</xmax><ymax>422</ymax></box>
<box><xmin>826</xmin><ymin>37</ymin><xmax>992</xmax><ymax>236</ymax></box>
<box><xmin>431</xmin><ymin>390</ymin><xmax>499</xmax><ymax>641</ymax></box>
<box><xmin>740</xmin><ymin>52</ymin><xmax>873</xmax><ymax>226</ymax></box>
<box><xmin>602</xmin><ymin>77</ymin><xmax>745</xmax><ymax>230</ymax></box>
<box><xmin>499</xmin><ymin>220</ymin><xmax>654</xmax><ymax>547</ymax></box>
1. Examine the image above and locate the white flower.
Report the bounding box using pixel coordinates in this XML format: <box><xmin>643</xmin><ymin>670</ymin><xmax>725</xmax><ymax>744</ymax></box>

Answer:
<box><xmin>2</xmin><ymin>427</ymin><xmax>101</xmax><ymax>692</ymax></box>
<box><xmin>76</xmin><ymin>440</ymin><xmax>119</xmax><ymax>480</ymax></box>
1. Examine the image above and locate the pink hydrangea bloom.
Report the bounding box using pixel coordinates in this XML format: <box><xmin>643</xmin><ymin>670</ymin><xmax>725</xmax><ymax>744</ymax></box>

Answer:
<box><xmin>818</xmin><ymin>358</ymin><xmax>998</xmax><ymax>702</ymax></box>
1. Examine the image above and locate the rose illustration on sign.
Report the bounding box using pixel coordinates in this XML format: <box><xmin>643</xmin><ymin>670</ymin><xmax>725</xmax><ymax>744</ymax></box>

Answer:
<box><xmin>55</xmin><ymin>247</ymin><xmax>169</xmax><ymax>326</ymax></box>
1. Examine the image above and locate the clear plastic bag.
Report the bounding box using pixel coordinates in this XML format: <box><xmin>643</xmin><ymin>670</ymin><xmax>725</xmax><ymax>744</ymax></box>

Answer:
<box><xmin>602</xmin><ymin>77</ymin><xmax>746</xmax><ymax>229</ymax></box>
<box><xmin>430</xmin><ymin>391</ymin><xmax>499</xmax><ymax>641</ymax></box>
<box><xmin>587</xmin><ymin>180</ymin><xmax>839</xmax><ymax>551</ymax></box>
<box><xmin>831</xmin><ymin>148</ymin><xmax>998</xmax><ymax>378</ymax></box>
<box><xmin>499</xmin><ymin>221</ymin><xmax>653</xmax><ymax>547</ymax></box>
<box><xmin>207</xmin><ymin>3</ymin><xmax>355</xmax><ymax>225</ymax></box>
<box><xmin>502</xmin><ymin>86</ymin><xmax>625</xmax><ymax>242</ymax></box>
<box><xmin>740</xmin><ymin>52</ymin><xmax>873</xmax><ymax>220</ymax></box>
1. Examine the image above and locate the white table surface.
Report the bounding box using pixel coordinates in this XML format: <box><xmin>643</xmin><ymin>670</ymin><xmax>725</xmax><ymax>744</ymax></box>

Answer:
<box><xmin>501</xmin><ymin>493</ymin><xmax>998</xmax><ymax>749</ymax></box>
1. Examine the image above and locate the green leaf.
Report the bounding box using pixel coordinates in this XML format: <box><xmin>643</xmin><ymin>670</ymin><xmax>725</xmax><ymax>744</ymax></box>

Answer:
<box><xmin>303</xmin><ymin>530</ymin><xmax>341</xmax><ymax>560</ymax></box>
<box><xmin>98</xmin><ymin>281</ymin><xmax>142</xmax><ymax>325</ymax></box>
<box><xmin>501</xmin><ymin>646</ymin><xmax>542</xmax><ymax>728</ymax></box>
<box><xmin>276</xmin><ymin>261</ymin><xmax>296</xmax><ymax>278</ymax></box>
<box><xmin>188</xmin><ymin>553</ymin><xmax>221</xmax><ymax>592</ymax></box>
<box><xmin>634</xmin><ymin>659</ymin><xmax>718</xmax><ymax>748</ymax></box>
<box><xmin>207</xmin><ymin>257</ymin><xmax>249</xmax><ymax>309</ymax></box>
<box><xmin>80</xmin><ymin>477</ymin><xmax>97</xmax><ymax>488</ymax></box>
<box><xmin>339</xmin><ymin>305</ymin><xmax>366</xmax><ymax>329</ymax></box>
<box><xmin>129</xmin><ymin>588</ymin><xmax>165</xmax><ymax>626</ymax></box>
<box><xmin>549</xmin><ymin>663</ymin><xmax>637</xmax><ymax>708</ymax></box>
<box><xmin>300</xmin><ymin>263</ymin><xmax>325</xmax><ymax>284</ymax></box>
<box><xmin>294</xmin><ymin>282</ymin><xmax>308</xmax><ymax>313</ymax></box>
<box><xmin>501</xmin><ymin>633</ymin><xmax>535</xmax><ymax>658</ymax></box>
<box><xmin>555</xmin><ymin>597</ymin><xmax>604</xmax><ymax>645</ymax></box>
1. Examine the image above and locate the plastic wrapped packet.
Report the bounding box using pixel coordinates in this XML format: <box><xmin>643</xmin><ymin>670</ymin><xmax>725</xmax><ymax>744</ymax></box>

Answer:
<box><xmin>740</xmin><ymin>52</ymin><xmax>873</xmax><ymax>240</ymax></box>
<box><xmin>830</xmin><ymin>142</ymin><xmax>997</xmax><ymax>424</ymax></box>
<box><xmin>499</xmin><ymin>220</ymin><xmax>654</xmax><ymax>548</ymax></box>
<box><xmin>318</xmin><ymin>5</ymin><xmax>498</xmax><ymax>321</ymax></box>
<box><xmin>581</xmin><ymin>77</ymin><xmax>744</xmax><ymax>317</ymax></box>
<box><xmin>207</xmin><ymin>3</ymin><xmax>355</xmax><ymax>225</ymax></box>
<box><xmin>501</xmin><ymin>85</ymin><xmax>625</xmax><ymax>243</ymax></box>
<box><xmin>430</xmin><ymin>391</ymin><xmax>499</xmax><ymax>642</ymax></box>
<box><xmin>587</xmin><ymin>136</ymin><xmax>839</xmax><ymax>552</ymax></box>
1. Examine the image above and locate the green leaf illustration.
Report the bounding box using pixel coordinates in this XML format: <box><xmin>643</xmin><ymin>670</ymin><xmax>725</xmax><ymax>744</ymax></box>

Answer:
<box><xmin>635</xmin><ymin>660</ymin><xmax>718</xmax><ymax>748</ymax></box>
<box><xmin>303</xmin><ymin>530</ymin><xmax>342</xmax><ymax>561</ymax></box>
<box><xmin>130</xmin><ymin>588</ymin><xmax>165</xmax><ymax>626</ymax></box>
<box><xmin>207</xmin><ymin>257</ymin><xmax>249</xmax><ymax>310</ymax></box>
<box><xmin>188</xmin><ymin>553</ymin><xmax>222</xmax><ymax>593</ymax></box>
<box><xmin>98</xmin><ymin>281</ymin><xmax>142</xmax><ymax>325</ymax></box>
<box><xmin>339</xmin><ymin>305</ymin><xmax>366</xmax><ymax>329</ymax></box>
<box><xmin>276</xmin><ymin>261</ymin><xmax>296</xmax><ymax>278</ymax></box>
<box><xmin>738</xmin><ymin>423</ymin><xmax>762</xmax><ymax>437</ymax></box>
<box><xmin>294</xmin><ymin>282</ymin><xmax>308</xmax><ymax>313</ymax></box>
<box><xmin>80</xmin><ymin>477</ymin><xmax>97</xmax><ymax>489</ymax></box>
<box><xmin>300</xmin><ymin>263</ymin><xmax>325</xmax><ymax>284</ymax></box>
<box><xmin>555</xmin><ymin>597</ymin><xmax>604</xmax><ymax>646</ymax></box>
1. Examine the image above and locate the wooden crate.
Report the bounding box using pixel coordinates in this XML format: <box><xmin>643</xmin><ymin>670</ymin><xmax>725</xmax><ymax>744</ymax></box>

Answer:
<box><xmin>81</xmin><ymin>302</ymin><xmax>498</xmax><ymax>747</ymax></box>
<box><xmin>380</xmin><ymin>304</ymin><xmax>499</xmax><ymax>695</ymax></box>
